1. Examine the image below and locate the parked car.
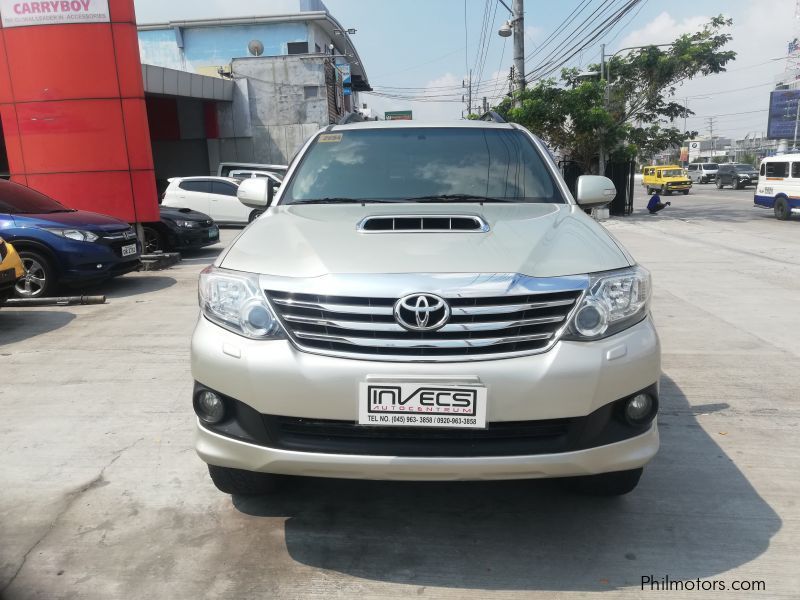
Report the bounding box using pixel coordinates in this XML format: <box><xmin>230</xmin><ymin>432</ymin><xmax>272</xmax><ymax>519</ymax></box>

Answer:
<box><xmin>716</xmin><ymin>163</ymin><xmax>759</xmax><ymax>189</ymax></box>
<box><xmin>192</xmin><ymin>121</ymin><xmax>661</xmax><ymax>498</ymax></box>
<box><xmin>142</xmin><ymin>206</ymin><xmax>220</xmax><ymax>254</ymax></box>
<box><xmin>687</xmin><ymin>162</ymin><xmax>719</xmax><ymax>183</ymax></box>
<box><xmin>0</xmin><ymin>179</ymin><xmax>140</xmax><ymax>298</ymax></box>
<box><xmin>217</xmin><ymin>162</ymin><xmax>288</xmax><ymax>179</ymax></box>
<box><xmin>162</xmin><ymin>177</ymin><xmax>250</xmax><ymax>225</ymax></box>
<box><xmin>642</xmin><ymin>165</ymin><xmax>692</xmax><ymax>195</ymax></box>
<box><xmin>0</xmin><ymin>236</ymin><xmax>24</xmax><ymax>306</ymax></box>
<box><xmin>229</xmin><ymin>169</ymin><xmax>283</xmax><ymax>181</ymax></box>
<box><xmin>754</xmin><ymin>154</ymin><xmax>800</xmax><ymax>220</ymax></box>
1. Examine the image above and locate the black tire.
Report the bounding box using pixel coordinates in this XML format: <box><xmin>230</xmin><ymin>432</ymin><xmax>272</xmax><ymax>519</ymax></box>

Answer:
<box><xmin>734</xmin><ymin>181</ymin><xmax>742</xmax><ymax>190</ymax></box>
<box><xmin>662</xmin><ymin>186</ymin><xmax>672</xmax><ymax>196</ymax></box>
<box><xmin>775</xmin><ymin>197</ymin><xmax>791</xmax><ymax>221</ymax></box>
<box><xmin>14</xmin><ymin>249</ymin><xmax>56</xmax><ymax>298</ymax></box>
<box><xmin>682</xmin><ymin>190</ymin><xmax>690</xmax><ymax>195</ymax></box>
<box><xmin>560</xmin><ymin>468</ymin><xmax>644</xmax><ymax>496</ymax></box>
<box><xmin>207</xmin><ymin>465</ymin><xmax>284</xmax><ymax>495</ymax></box>
<box><xmin>248</xmin><ymin>209</ymin><xmax>264</xmax><ymax>223</ymax></box>
<box><xmin>716</xmin><ymin>178</ymin><xmax>723</xmax><ymax>189</ymax></box>
<box><xmin>142</xmin><ymin>226</ymin><xmax>164</xmax><ymax>254</ymax></box>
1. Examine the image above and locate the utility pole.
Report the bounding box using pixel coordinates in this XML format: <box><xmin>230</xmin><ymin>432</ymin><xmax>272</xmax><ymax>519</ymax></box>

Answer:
<box><xmin>599</xmin><ymin>43</ymin><xmax>606</xmax><ymax>176</ymax></box>
<box><xmin>512</xmin><ymin>0</ymin><xmax>525</xmax><ymax>108</ymax></box>
<box><xmin>706</xmin><ymin>117</ymin><xmax>715</xmax><ymax>159</ymax></box>
<box><xmin>483</xmin><ymin>97</ymin><xmax>488</xmax><ymax>114</ymax></box>
<box><xmin>464</xmin><ymin>69</ymin><xmax>473</xmax><ymax>119</ymax></box>
<box><xmin>508</xmin><ymin>65</ymin><xmax>515</xmax><ymax>99</ymax></box>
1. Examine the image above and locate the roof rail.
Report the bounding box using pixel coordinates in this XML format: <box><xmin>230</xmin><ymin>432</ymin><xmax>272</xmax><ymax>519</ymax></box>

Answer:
<box><xmin>479</xmin><ymin>111</ymin><xmax>507</xmax><ymax>123</ymax></box>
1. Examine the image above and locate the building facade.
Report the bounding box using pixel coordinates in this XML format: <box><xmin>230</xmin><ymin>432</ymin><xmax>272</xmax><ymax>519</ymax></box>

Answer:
<box><xmin>137</xmin><ymin>0</ymin><xmax>370</xmax><ymax>169</ymax></box>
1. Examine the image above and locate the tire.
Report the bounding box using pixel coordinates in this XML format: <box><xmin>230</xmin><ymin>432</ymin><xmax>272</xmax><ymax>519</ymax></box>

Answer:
<box><xmin>248</xmin><ymin>209</ymin><xmax>264</xmax><ymax>223</ymax></box>
<box><xmin>734</xmin><ymin>180</ymin><xmax>742</xmax><ymax>190</ymax></box>
<box><xmin>14</xmin><ymin>250</ymin><xmax>56</xmax><ymax>298</ymax></box>
<box><xmin>207</xmin><ymin>465</ymin><xmax>284</xmax><ymax>495</ymax></box>
<box><xmin>560</xmin><ymin>468</ymin><xmax>643</xmax><ymax>496</ymax></box>
<box><xmin>142</xmin><ymin>226</ymin><xmax>164</xmax><ymax>254</ymax></box>
<box><xmin>682</xmin><ymin>190</ymin><xmax>690</xmax><ymax>195</ymax></box>
<box><xmin>662</xmin><ymin>186</ymin><xmax>672</xmax><ymax>196</ymax></box>
<box><xmin>774</xmin><ymin>197</ymin><xmax>791</xmax><ymax>221</ymax></box>
<box><xmin>716</xmin><ymin>178</ymin><xmax>723</xmax><ymax>189</ymax></box>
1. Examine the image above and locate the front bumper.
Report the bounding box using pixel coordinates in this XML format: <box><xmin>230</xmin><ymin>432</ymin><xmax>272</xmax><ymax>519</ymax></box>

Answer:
<box><xmin>191</xmin><ymin>316</ymin><xmax>661</xmax><ymax>479</ymax></box>
<box><xmin>168</xmin><ymin>226</ymin><xmax>220</xmax><ymax>251</ymax></box>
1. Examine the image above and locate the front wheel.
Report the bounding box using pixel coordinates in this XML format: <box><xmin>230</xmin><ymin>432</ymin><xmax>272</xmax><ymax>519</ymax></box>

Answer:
<box><xmin>142</xmin><ymin>226</ymin><xmax>164</xmax><ymax>254</ymax></box>
<box><xmin>14</xmin><ymin>250</ymin><xmax>56</xmax><ymax>298</ymax></box>
<box><xmin>716</xmin><ymin>179</ymin><xmax>723</xmax><ymax>189</ymax></box>
<box><xmin>775</xmin><ymin>197</ymin><xmax>791</xmax><ymax>220</ymax></box>
<box><xmin>560</xmin><ymin>468</ymin><xmax>643</xmax><ymax>496</ymax></box>
<box><xmin>682</xmin><ymin>190</ymin><xmax>690</xmax><ymax>195</ymax></box>
<box><xmin>248</xmin><ymin>209</ymin><xmax>264</xmax><ymax>223</ymax></box>
<box><xmin>207</xmin><ymin>465</ymin><xmax>285</xmax><ymax>495</ymax></box>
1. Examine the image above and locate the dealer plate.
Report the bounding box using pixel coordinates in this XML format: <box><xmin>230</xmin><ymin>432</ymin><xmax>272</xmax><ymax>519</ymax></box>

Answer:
<box><xmin>358</xmin><ymin>382</ymin><xmax>487</xmax><ymax>429</ymax></box>
<box><xmin>121</xmin><ymin>243</ymin><xmax>138</xmax><ymax>257</ymax></box>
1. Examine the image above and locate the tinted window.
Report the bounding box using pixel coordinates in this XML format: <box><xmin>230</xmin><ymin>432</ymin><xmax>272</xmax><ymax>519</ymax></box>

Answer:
<box><xmin>760</xmin><ymin>163</ymin><xmax>766</xmax><ymax>176</ymax></box>
<box><xmin>284</xmin><ymin>128</ymin><xmax>564</xmax><ymax>204</ymax></box>
<box><xmin>734</xmin><ymin>164</ymin><xmax>754</xmax><ymax>172</ymax></box>
<box><xmin>766</xmin><ymin>162</ymin><xmax>788</xmax><ymax>177</ymax></box>
<box><xmin>211</xmin><ymin>181</ymin><xmax>238</xmax><ymax>197</ymax></box>
<box><xmin>180</xmin><ymin>180</ymin><xmax>211</xmax><ymax>193</ymax></box>
<box><xmin>0</xmin><ymin>180</ymin><xmax>71</xmax><ymax>214</ymax></box>
<box><xmin>687</xmin><ymin>164</ymin><xmax>697</xmax><ymax>171</ymax></box>
<box><xmin>793</xmin><ymin>163</ymin><xmax>800</xmax><ymax>178</ymax></box>
<box><xmin>703</xmin><ymin>163</ymin><xmax>718</xmax><ymax>170</ymax></box>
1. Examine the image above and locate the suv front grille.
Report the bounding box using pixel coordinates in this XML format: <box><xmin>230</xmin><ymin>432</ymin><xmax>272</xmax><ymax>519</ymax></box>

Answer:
<box><xmin>266</xmin><ymin>289</ymin><xmax>583</xmax><ymax>360</ymax></box>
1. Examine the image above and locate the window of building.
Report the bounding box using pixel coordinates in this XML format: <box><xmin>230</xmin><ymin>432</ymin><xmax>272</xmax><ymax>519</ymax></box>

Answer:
<box><xmin>304</xmin><ymin>86</ymin><xmax>319</xmax><ymax>100</ymax></box>
<box><xmin>766</xmin><ymin>162</ymin><xmax>788</xmax><ymax>178</ymax></box>
<box><xmin>287</xmin><ymin>42</ymin><xmax>309</xmax><ymax>55</ymax></box>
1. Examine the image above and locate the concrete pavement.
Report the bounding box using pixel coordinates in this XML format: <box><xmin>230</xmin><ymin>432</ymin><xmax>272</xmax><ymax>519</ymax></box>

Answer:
<box><xmin>0</xmin><ymin>184</ymin><xmax>798</xmax><ymax>599</ymax></box>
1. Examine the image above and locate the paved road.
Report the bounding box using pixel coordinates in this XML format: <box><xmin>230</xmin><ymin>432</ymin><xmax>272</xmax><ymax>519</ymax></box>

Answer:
<box><xmin>1</xmin><ymin>184</ymin><xmax>798</xmax><ymax>599</ymax></box>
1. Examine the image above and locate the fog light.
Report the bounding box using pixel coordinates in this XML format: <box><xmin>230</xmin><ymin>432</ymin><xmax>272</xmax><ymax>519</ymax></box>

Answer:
<box><xmin>625</xmin><ymin>393</ymin><xmax>655</xmax><ymax>425</ymax></box>
<box><xmin>196</xmin><ymin>390</ymin><xmax>226</xmax><ymax>424</ymax></box>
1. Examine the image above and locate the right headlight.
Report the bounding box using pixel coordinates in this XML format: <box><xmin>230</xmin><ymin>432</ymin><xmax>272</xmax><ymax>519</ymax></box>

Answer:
<box><xmin>564</xmin><ymin>266</ymin><xmax>651</xmax><ymax>341</ymax></box>
<box><xmin>198</xmin><ymin>266</ymin><xmax>285</xmax><ymax>340</ymax></box>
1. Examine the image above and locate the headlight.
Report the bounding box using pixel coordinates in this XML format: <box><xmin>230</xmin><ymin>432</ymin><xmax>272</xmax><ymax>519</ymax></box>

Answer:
<box><xmin>173</xmin><ymin>219</ymin><xmax>201</xmax><ymax>229</ymax></box>
<box><xmin>41</xmin><ymin>228</ymin><xmax>99</xmax><ymax>242</ymax></box>
<box><xmin>198</xmin><ymin>266</ymin><xmax>285</xmax><ymax>340</ymax></box>
<box><xmin>564</xmin><ymin>266</ymin><xmax>651</xmax><ymax>340</ymax></box>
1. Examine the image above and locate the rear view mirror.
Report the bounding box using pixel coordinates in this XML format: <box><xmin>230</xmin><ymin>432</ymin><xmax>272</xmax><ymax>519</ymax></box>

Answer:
<box><xmin>576</xmin><ymin>175</ymin><xmax>616</xmax><ymax>207</ymax></box>
<box><xmin>237</xmin><ymin>178</ymin><xmax>272</xmax><ymax>210</ymax></box>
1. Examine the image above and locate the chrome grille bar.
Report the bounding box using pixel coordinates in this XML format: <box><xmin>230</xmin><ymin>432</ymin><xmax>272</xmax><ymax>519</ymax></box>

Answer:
<box><xmin>293</xmin><ymin>331</ymin><xmax>554</xmax><ymax>348</ymax></box>
<box><xmin>283</xmin><ymin>314</ymin><xmax>565</xmax><ymax>332</ymax></box>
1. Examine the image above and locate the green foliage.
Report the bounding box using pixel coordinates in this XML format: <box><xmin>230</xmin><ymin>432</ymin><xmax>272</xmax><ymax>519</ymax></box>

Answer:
<box><xmin>739</xmin><ymin>152</ymin><xmax>757</xmax><ymax>166</ymax></box>
<box><xmin>494</xmin><ymin>16</ymin><xmax>735</xmax><ymax>172</ymax></box>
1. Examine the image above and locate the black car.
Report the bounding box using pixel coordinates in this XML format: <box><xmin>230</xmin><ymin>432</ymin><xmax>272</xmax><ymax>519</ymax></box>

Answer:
<box><xmin>143</xmin><ymin>207</ymin><xmax>220</xmax><ymax>254</ymax></box>
<box><xmin>715</xmin><ymin>163</ymin><xmax>759</xmax><ymax>189</ymax></box>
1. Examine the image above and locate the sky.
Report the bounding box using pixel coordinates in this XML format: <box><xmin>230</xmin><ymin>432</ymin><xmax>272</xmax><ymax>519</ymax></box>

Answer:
<box><xmin>134</xmin><ymin>0</ymin><xmax>797</xmax><ymax>140</ymax></box>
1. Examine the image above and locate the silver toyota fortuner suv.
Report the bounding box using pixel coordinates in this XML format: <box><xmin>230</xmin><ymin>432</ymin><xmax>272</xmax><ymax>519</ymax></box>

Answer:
<box><xmin>192</xmin><ymin>120</ymin><xmax>661</xmax><ymax>497</ymax></box>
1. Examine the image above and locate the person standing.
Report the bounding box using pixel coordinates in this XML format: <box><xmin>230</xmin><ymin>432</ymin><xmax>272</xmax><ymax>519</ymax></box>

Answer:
<box><xmin>647</xmin><ymin>193</ymin><xmax>671</xmax><ymax>214</ymax></box>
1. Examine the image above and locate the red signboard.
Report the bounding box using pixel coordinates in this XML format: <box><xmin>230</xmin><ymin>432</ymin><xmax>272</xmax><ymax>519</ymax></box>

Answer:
<box><xmin>0</xmin><ymin>0</ymin><xmax>158</xmax><ymax>222</ymax></box>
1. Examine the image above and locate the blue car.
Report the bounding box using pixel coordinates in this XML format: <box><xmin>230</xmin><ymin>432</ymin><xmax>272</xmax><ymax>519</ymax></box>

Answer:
<box><xmin>0</xmin><ymin>179</ymin><xmax>141</xmax><ymax>298</ymax></box>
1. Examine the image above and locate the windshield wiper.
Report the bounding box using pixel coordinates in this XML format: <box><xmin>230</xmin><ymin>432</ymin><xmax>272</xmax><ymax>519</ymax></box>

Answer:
<box><xmin>293</xmin><ymin>198</ymin><xmax>387</xmax><ymax>205</ymax></box>
<box><xmin>406</xmin><ymin>194</ymin><xmax>513</xmax><ymax>203</ymax></box>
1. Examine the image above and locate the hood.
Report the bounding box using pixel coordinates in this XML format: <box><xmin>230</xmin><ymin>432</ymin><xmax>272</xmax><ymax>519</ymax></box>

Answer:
<box><xmin>219</xmin><ymin>203</ymin><xmax>632</xmax><ymax>278</ymax></box>
<box><xmin>159</xmin><ymin>206</ymin><xmax>213</xmax><ymax>223</ymax></box>
<box><xmin>14</xmin><ymin>209</ymin><xmax>131</xmax><ymax>232</ymax></box>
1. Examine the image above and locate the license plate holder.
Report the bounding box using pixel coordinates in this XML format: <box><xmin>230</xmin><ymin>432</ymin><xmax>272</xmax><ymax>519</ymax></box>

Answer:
<box><xmin>121</xmin><ymin>243</ymin><xmax>137</xmax><ymax>257</ymax></box>
<box><xmin>358</xmin><ymin>381</ymin><xmax>487</xmax><ymax>429</ymax></box>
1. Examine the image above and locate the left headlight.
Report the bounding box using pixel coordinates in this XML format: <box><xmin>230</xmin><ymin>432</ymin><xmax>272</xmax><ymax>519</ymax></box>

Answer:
<box><xmin>41</xmin><ymin>228</ymin><xmax>99</xmax><ymax>242</ymax></box>
<box><xmin>564</xmin><ymin>266</ymin><xmax>651</xmax><ymax>341</ymax></box>
<box><xmin>198</xmin><ymin>266</ymin><xmax>285</xmax><ymax>340</ymax></box>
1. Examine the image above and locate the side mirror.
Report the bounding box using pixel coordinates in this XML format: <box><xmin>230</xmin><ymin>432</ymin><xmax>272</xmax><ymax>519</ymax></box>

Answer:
<box><xmin>576</xmin><ymin>175</ymin><xmax>616</xmax><ymax>207</ymax></box>
<box><xmin>237</xmin><ymin>178</ymin><xmax>272</xmax><ymax>210</ymax></box>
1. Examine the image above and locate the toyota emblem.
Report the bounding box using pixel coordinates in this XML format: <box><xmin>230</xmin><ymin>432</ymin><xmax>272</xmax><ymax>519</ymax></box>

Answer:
<box><xmin>394</xmin><ymin>293</ymin><xmax>451</xmax><ymax>331</ymax></box>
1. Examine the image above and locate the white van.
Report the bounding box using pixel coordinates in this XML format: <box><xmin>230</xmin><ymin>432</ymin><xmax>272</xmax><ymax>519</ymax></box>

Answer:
<box><xmin>755</xmin><ymin>155</ymin><xmax>800</xmax><ymax>220</ymax></box>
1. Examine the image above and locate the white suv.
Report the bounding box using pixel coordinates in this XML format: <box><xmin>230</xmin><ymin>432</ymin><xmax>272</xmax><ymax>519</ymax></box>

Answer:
<box><xmin>162</xmin><ymin>177</ymin><xmax>255</xmax><ymax>224</ymax></box>
<box><xmin>192</xmin><ymin>121</ymin><xmax>661</xmax><ymax>497</ymax></box>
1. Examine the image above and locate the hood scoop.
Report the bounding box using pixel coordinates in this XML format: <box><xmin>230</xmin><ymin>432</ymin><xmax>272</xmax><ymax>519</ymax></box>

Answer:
<box><xmin>357</xmin><ymin>214</ymin><xmax>489</xmax><ymax>233</ymax></box>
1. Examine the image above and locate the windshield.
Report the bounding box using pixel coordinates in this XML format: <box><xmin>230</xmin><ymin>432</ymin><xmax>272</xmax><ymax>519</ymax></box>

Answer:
<box><xmin>735</xmin><ymin>165</ymin><xmax>755</xmax><ymax>172</ymax></box>
<box><xmin>0</xmin><ymin>181</ymin><xmax>71</xmax><ymax>214</ymax></box>
<box><xmin>662</xmin><ymin>169</ymin><xmax>684</xmax><ymax>177</ymax></box>
<box><xmin>282</xmin><ymin>127</ymin><xmax>565</xmax><ymax>204</ymax></box>
<box><xmin>703</xmin><ymin>163</ymin><xmax>718</xmax><ymax>169</ymax></box>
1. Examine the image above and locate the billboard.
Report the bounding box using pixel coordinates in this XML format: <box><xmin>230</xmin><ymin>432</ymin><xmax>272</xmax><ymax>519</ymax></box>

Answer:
<box><xmin>767</xmin><ymin>89</ymin><xmax>800</xmax><ymax>140</ymax></box>
<box><xmin>385</xmin><ymin>110</ymin><xmax>412</xmax><ymax>121</ymax></box>
<box><xmin>0</xmin><ymin>0</ymin><xmax>110</xmax><ymax>27</ymax></box>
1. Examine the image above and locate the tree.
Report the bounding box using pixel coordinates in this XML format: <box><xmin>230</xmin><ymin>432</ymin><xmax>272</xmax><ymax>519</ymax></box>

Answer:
<box><xmin>495</xmin><ymin>16</ymin><xmax>735</xmax><ymax>173</ymax></box>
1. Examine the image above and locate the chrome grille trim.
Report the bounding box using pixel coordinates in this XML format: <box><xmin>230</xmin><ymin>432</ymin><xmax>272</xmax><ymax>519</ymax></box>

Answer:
<box><xmin>264</xmin><ymin>274</ymin><xmax>587</xmax><ymax>362</ymax></box>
